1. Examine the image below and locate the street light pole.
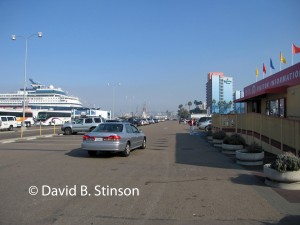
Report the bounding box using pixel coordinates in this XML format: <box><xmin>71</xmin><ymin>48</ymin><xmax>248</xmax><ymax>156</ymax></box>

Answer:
<box><xmin>11</xmin><ymin>32</ymin><xmax>42</xmax><ymax>135</ymax></box>
<box><xmin>107</xmin><ymin>82</ymin><xmax>121</xmax><ymax>119</ymax></box>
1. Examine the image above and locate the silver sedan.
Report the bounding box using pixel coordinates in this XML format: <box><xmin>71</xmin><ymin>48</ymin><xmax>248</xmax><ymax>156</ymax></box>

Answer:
<box><xmin>81</xmin><ymin>122</ymin><xmax>146</xmax><ymax>157</ymax></box>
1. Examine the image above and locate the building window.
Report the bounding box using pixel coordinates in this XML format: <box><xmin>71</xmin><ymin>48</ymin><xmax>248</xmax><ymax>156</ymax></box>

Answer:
<box><xmin>266</xmin><ymin>98</ymin><xmax>285</xmax><ymax>117</ymax></box>
<box><xmin>279</xmin><ymin>98</ymin><xmax>285</xmax><ymax>117</ymax></box>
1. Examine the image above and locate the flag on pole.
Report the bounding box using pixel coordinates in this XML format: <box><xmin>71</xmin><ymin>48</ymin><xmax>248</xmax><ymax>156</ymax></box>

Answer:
<box><xmin>292</xmin><ymin>44</ymin><xmax>300</xmax><ymax>54</ymax></box>
<box><xmin>270</xmin><ymin>58</ymin><xmax>275</xmax><ymax>70</ymax></box>
<box><xmin>280</xmin><ymin>51</ymin><xmax>286</xmax><ymax>64</ymax></box>
<box><xmin>255</xmin><ymin>68</ymin><xmax>258</xmax><ymax>81</ymax></box>
<box><xmin>263</xmin><ymin>63</ymin><xmax>266</xmax><ymax>74</ymax></box>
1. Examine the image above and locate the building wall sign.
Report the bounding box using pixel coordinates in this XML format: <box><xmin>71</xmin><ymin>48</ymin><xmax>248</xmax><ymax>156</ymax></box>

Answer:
<box><xmin>223</xmin><ymin>78</ymin><xmax>232</xmax><ymax>84</ymax></box>
<box><xmin>244</xmin><ymin>62</ymin><xmax>300</xmax><ymax>98</ymax></box>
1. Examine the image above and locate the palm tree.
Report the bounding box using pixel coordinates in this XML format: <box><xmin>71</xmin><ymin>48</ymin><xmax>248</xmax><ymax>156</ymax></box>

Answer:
<box><xmin>194</xmin><ymin>100</ymin><xmax>203</xmax><ymax>109</ymax></box>
<box><xmin>187</xmin><ymin>101</ymin><xmax>192</xmax><ymax>112</ymax></box>
<box><xmin>212</xmin><ymin>99</ymin><xmax>216</xmax><ymax>113</ymax></box>
<box><xmin>227</xmin><ymin>101</ymin><xmax>233</xmax><ymax>113</ymax></box>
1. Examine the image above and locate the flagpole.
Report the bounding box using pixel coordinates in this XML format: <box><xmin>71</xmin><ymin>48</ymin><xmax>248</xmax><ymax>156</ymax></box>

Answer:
<box><xmin>280</xmin><ymin>62</ymin><xmax>281</xmax><ymax>71</ymax></box>
<box><xmin>280</xmin><ymin>52</ymin><xmax>282</xmax><ymax>71</ymax></box>
<box><xmin>292</xmin><ymin>44</ymin><xmax>294</xmax><ymax>66</ymax></box>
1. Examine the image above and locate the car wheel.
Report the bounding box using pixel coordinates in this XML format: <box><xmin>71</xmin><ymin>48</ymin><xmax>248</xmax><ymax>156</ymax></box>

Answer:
<box><xmin>87</xmin><ymin>150</ymin><xmax>97</xmax><ymax>157</ymax></box>
<box><xmin>140</xmin><ymin>138</ymin><xmax>146</xmax><ymax>149</ymax></box>
<box><xmin>122</xmin><ymin>142</ymin><xmax>130</xmax><ymax>157</ymax></box>
<box><xmin>64</xmin><ymin>127</ymin><xmax>72</xmax><ymax>135</ymax></box>
<box><xmin>8</xmin><ymin>125</ymin><xmax>13</xmax><ymax>131</ymax></box>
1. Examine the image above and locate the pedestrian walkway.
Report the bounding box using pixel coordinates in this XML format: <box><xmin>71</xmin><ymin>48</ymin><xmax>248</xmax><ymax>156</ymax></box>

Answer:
<box><xmin>176</xmin><ymin>122</ymin><xmax>300</xmax><ymax>224</ymax></box>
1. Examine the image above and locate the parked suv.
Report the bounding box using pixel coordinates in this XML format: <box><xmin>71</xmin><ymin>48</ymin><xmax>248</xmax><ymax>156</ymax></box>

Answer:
<box><xmin>61</xmin><ymin>117</ymin><xmax>105</xmax><ymax>135</ymax></box>
<box><xmin>197</xmin><ymin>116</ymin><xmax>212</xmax><ymax>131</ymax></box>
<box><xmin>0</xmin><ymin>116</ymin><xmax>18</xmax><ymax>131</ymax></box>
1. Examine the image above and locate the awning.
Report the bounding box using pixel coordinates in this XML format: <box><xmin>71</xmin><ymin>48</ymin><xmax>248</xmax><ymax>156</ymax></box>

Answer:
<box><xmin>235</xmin><ymin>86</ymin><xmax>288</xmax><ymax>103</ymax></box>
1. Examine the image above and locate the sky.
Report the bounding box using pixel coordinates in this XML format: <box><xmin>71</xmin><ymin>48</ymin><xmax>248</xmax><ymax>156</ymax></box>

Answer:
<box><xmin>0</xmin><ymin>0</ymin><xmax>300</xmax><ymax>115</ymax></box>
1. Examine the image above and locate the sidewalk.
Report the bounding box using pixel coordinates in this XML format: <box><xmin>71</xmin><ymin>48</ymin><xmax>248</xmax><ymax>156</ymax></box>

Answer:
<box><xmin>176</xmin><ymin>123</ymin><xmax>300</xmax><ymax>224</ymax></box>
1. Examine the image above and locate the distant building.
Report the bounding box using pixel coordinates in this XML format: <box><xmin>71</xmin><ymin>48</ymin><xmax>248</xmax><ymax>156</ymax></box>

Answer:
<box><xmin>206</xmin><ymin>72</ymin><xmax>233</xmax><ymax>114</ymax></box>
<box><xmin>233</xmin><ymin>90</ymin><xmax>245</xmax><ymax>113</ymax></box>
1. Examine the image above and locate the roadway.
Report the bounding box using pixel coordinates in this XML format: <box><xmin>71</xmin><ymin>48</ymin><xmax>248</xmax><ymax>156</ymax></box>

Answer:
<box><xmin>0</xmin><ymin>121</ymin><xmax>299</xmax><ymax>225</ymax></box>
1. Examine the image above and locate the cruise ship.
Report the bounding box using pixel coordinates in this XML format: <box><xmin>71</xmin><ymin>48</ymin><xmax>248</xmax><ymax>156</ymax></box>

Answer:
<box><xmin>0</xmin><ymin>79</ymin><xmax>83</xmax><ymax>111</ymax></box>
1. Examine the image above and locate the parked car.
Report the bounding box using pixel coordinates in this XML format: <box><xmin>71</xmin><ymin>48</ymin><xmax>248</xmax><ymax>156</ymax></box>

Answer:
<box><xmin>136</xmin><ymin>118</ymin><xmax>145</xmax><ymax>126</ymax></box>
<box><xmin>141</xmin><ymin>118</ymin><xmax>149</xmax><ymax>125</ymax></box>
<box><xmin>81</xmin><ymin>122</ymin><xmax>146</xmax><ymax>157</ymax></box>
<box><xmin>153</xmin><ymin>118</ymin><xmax>159</xmax><ymax>123</ymax></box>
<box><xmin>106</xmin><ymin>119</ymin><xmax>123</xmax><ymax>122</ymax></box>
<box><xmin>126</xmin><ymin>117</ymin><xmax>139</xmax><ymax>127</ymax></box>
<box><xmin>0</xmin><ymin>116</ymin><xmax>18</xmax><ymax>131</ymax></box>
<box><xmin>197</xmin><ymin>116</ymin><xmax>212</xmax><ymax>131</ymax></box>
<box><xmin>61</xmin><ymin>117</ymin><xmax>105</xmax><ymax>135</ymax></box>
<box><xmin>147</xmin><ymin>118</ymin><xmax>155</xmax><ymax>124</ymax></box>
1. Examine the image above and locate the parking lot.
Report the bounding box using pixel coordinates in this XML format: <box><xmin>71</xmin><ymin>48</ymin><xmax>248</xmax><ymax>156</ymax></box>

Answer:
<box><xmin>0</xmin><ymin>121</ymin><xmax>299</xmax><ymax>225</ymax></box>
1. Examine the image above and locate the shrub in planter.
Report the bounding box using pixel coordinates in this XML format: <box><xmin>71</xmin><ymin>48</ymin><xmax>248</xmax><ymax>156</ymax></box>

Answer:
<box><xmin>212</xmin><ymin>130</ymin><xmax>227</xmax><ymax>140</ymax></box>
<box><xmin>264</xmin><ymin>153</ymin><xmax>300</xmax><ymax>190</ymax></box>
<box><xmin>236</xmin><ymin>142</ymin><xmax>264</xmax><ymax>165</ymax></box>
<box><xmin>206</xmin><ymin>129</ymin><xmax>213</xmax><ymax>141</ymax></box>
<box><xmin>212</xmin><ymin>130</ymin><xmax>227</xmax><ymax>147</ymax></box>
<box><xmin>245</xmin><ymin>142</ymin><xmax>263</xmax><ymax>153</ymax></box>
<box><xmin>206</xmin><ymin>129</ymin><xmax>213</xmax><ymax>136</ymax></box>
<box><xmin>222</xmin><ymin>134</ymin><xmax>245</xmax><ymax>153</ymax></box>
<box><xmin>223</xmin><ymin>134</ymin><xmax>246</xmax><ymax>146</ymax></box>
<box><xmin>270</xmin><ymin>152</ymin><xmax>300</xmax><ymax>172</ymax></box>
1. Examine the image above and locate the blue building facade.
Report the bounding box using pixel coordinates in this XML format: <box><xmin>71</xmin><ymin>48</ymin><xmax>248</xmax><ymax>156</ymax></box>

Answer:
<box><xmin>206</xmin><ymin>72</ymin><xmax>233</xmax><ymax>114</ymax></box>
<box><xmin>233</xmin><ymin>90</ymin><xmax>245</xmax><ymax>113</ymax></box>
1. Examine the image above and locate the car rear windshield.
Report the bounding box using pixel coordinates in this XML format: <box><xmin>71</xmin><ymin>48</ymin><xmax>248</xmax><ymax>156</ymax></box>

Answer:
<box><xmin>93</xmin><ymin>124</ymin><xmax>123</xmax><ymax>133</ymax></box>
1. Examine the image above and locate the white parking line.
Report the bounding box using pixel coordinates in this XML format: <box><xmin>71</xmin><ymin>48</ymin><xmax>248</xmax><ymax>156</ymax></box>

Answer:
<box><xmin>1</xmin><ymin>140</ymin><xmax>16</xmax><ymax>144</ymax></box>
<box><xmin>26</xmin><ymin>137</ymin><xmax>37</xmax><ymax>140</ymax></box>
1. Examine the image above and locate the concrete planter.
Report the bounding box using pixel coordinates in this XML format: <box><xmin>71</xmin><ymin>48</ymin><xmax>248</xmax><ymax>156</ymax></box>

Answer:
<box><xmin>212</xmin><ymin>139</ymin><xmax>223</xmax><ymax>148</ymax></box>
<box><xmin>222</xmin><ymin>144</ymin><xmax>244</xmax><ymax>154</ymax></box>
<box><xmin>235</xmin><ymin>149</ymin><xmax>264</xmax><ymax>165</ymax></box>
<box><xmin>207</xmin><ymin>136</ymin><xmax>213</xmax><ymax>143</ymax></box>
<box><xmin>263</xmin><ymin>164</ymin><xmax>300</xmax><ymax>190</ymax></box>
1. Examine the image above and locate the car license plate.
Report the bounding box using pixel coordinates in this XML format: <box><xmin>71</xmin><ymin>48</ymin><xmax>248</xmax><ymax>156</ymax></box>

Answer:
<box><xmin>95</xmin><ymin>138</ymin><xmax>103</xmax><ymax>141</ymax></box>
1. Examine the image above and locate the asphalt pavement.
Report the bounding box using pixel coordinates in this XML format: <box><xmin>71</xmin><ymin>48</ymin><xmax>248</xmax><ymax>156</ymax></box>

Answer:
<box><xmin>0</xmin><ymin>121</ymin><xmax>299</xmax><ymax>225</ymax></box>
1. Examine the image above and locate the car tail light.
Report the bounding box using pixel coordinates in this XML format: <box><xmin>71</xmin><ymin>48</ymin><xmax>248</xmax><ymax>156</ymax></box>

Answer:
<box><xmin>83</xmin><ymin>135</ymin><xmax>95</xmax><ymax>141</ymax></box>
<box><xmin>103</xmin><ymin>135</ymin><xmax>121</xmax><ymax>141</ymax></box>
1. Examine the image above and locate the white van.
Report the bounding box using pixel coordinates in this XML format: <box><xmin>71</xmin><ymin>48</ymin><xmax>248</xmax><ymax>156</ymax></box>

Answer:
<box><xmin>0</xmin><ymin>116</ymin><xmax>18</xmax><ymax>131</ymax></box>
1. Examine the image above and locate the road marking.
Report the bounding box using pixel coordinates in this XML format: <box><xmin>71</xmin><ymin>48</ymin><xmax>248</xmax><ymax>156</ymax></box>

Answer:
<box><xmin>26</xmin><ymin>137</ymin><xmax>37</xmax><ymax>140</ymax></box>
<box><xmin>1</xmin><ymin>140</ymin><xmax>16</xmax><ymax>144</ymax></box>
<box><xmin>44</xmin><ymin>135</ymin><xmax>54</xmax><ymax>138</ymax></box>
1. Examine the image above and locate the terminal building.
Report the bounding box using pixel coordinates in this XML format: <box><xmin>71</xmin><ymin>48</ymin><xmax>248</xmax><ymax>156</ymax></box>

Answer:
<box><xmin>212</xmin><ymin>62</ymin><xmax>300</xmax><ymax>156</ymax></box>
<box><xmin>235</xmin><ymin>62</ymin><xmax>300</xmax><ymax>121</ymax></box>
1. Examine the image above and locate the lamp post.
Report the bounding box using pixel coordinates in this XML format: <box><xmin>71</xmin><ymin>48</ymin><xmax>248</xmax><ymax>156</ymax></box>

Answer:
<box><xmin>11</xmin><ymin>32</ymin><xmax>42</xmax><ymax>133</ymax></box>
<box><xmin>107</xmin><ymin>82</ymin><xmax>121</xmax><ymax>119</ymax></box>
